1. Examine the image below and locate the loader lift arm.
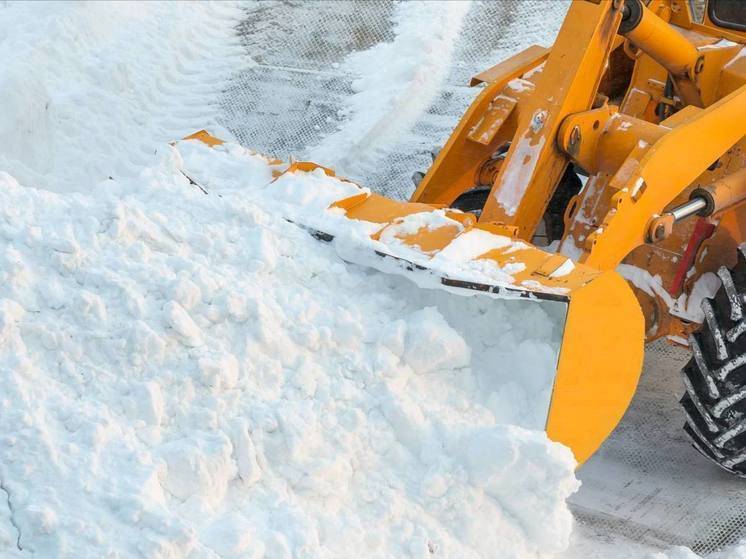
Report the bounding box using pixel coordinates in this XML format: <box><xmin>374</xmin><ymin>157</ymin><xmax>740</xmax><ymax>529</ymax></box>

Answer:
<box><xmin>416</xmin><ymin>0</ymin><xmax>745</xmax><ymax>272</ymax></box>
<box><xmin>577</xmin><ymin>84</ymin><xmax>746</xmax><ymax>270</ymax></box>
<box><xmin>413</xmin><ymin>0</ymin><xmax>626</xmax><ymax>239</ymax></box>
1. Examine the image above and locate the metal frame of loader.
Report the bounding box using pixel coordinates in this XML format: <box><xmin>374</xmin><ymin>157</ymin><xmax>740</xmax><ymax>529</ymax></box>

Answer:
<box><xmin>413</xmin><ymin>0</ymin><xmax>746</xmax><ymax>344</ymax></box>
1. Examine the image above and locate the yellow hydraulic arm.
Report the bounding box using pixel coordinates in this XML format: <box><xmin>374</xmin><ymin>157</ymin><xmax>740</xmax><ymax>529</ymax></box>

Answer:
<box><xmin>413</xmin><ymin>0</ymin><xmax>625</xmax><ymax>239</ymax></box>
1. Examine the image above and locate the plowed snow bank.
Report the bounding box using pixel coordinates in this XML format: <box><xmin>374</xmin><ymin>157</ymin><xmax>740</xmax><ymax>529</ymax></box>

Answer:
<box><xmin>0</xmin><ymin>8</ymin><xmax>577</xmax><ymax>550</ymax></box>
<box><xmin>0</xmin><ymin>136</ymin><xmax>579</xmax><ymax>557</ymax></box>
<box><xmin>308</xmin><ymin>0</ymin><xmax>471</xmax><ymax>176</ymax></box>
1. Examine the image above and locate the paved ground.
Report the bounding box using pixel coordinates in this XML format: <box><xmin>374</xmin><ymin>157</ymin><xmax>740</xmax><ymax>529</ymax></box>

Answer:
<box><xmin>219</xmin><ymin>2</ymin><xmax>746</xmax><ymax>554</ymax></box>
<box><xmin>568</xmin><ymin>341</ymin><xmax>746</xmax><ymax>556</ymax></box>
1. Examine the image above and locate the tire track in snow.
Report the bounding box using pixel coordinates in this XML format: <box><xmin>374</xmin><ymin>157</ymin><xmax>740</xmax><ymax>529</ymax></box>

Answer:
<box><xmin>0</xmin><ymin>1</ymin><xmax>246</xmax><ymax>194</ymax></box>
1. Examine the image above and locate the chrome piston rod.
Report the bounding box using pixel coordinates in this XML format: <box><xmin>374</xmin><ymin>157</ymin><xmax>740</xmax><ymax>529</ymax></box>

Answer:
<box><xmin>648</xmin><ymin>170</ymin><xmax>746</xmax><ymax>243</ymax></box>
<box><xmin>669</xmin><ymin>196</ymin><xmax>708</xmax><ymax>221</ymax></box>
<box><xmin>647</xmin><ymin>195</ymin><xmax>708</xmax><ymax>242</ymax></box>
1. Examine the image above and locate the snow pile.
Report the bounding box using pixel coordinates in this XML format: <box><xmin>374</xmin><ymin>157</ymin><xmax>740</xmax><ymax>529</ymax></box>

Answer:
<box><xmin>0</xmin><ymin>3</ymin><xmax>583</xmax><ymax>557</ymax></box>
<box><xmin>309</xmin><ymin>0</ymin><xmax>471</xmax><ymax>176</ymax></box>
<box><xmin>0</xmin><ymin>138</ymin><xmax>578</xmax><ymax>558</ymax></box>
<box><xmin>0</xmin><ymin>1</ymin><xmax>244</xmax><ymax>194</ymax></box>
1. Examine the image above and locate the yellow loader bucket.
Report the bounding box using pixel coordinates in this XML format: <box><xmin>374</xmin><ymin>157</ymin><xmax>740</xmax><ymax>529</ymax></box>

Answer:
<box><xmin>322</xmin><ymin>189</ymin><xmax>645</xmax><ymax>466</ymax></box>
<box><xmin>183</xmin><ymin>131</ymin><xmax>645</xmax><ymax>466</ymax></box>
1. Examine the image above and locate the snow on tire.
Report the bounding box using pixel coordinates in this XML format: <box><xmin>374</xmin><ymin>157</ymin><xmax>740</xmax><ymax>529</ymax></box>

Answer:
<box><xmin>681</xmin><ymin>247</ymin><xmax>746</xmax><ymax>476</ymax></box>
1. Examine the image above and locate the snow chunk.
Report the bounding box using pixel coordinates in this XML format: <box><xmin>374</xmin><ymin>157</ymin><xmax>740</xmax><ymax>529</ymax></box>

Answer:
<box><xmin>403</xmin><ymin>307</ymin><xmax>471</xmax><ymax>374</ymax></box>
<box><xmin>159</xmin><ymin>432</ymin><xmax>236</xmax><ymax>505</ymax></box>
<box><xmin>463</xmin><ymin>426</ymin><xmax>579</xmax><ymax>551</ymax></box>
<box><xmin>164</xmin><ymin>301</ymin><xmax>203</xmax><ymax>347</ymax></box>
<box><xmin>198</xmin><ymin>353</ymin><xmax>240</xmax><ymax>390</ymax></box>
<box><xmin>433</xmin><ymin>228</ymin><xmax>514</xmax><ymax>263</ymax></box>
<box><xmin>550</xmin><ymin>258</ymin><xmax>575</xmax><ymax>278</ymax></box>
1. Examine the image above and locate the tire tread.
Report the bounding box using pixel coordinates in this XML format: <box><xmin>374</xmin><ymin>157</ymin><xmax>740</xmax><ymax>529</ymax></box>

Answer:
<box><xmin>680</xmin><ymin>248</ymin><xmax>746</xmax><ymax>477</ymax></box>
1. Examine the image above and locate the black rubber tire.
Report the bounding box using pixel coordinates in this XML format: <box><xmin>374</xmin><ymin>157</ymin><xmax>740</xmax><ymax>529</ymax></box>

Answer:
<box><xmin>451</xmin><ymin>187</ymin><xmax>491</xmax><ymax>217</ymax></box>
<box><xmin>680</xmin><ymin>247</ymin><xmax>746</xmax><ymax>477</ymax></box>
<box><xmin>544</xmin><ymin>168</ymin><xmax>582</xmax><ymax>241</ymax></box>
<box><xmin>450</xmin><ymin>166</ymin><xmax>582</xmax><ymax>242</ymax></box>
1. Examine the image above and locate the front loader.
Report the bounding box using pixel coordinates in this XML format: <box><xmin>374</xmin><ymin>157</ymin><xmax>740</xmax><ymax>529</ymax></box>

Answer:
<box><xmin>187</xmin><ymin>0</ymin><xmax>746</xmax><ymax>473</ymax></box>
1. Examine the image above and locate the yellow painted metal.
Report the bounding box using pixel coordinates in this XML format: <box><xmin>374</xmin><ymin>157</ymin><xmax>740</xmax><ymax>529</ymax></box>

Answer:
<box><xmin>467</xmin><ymin>94</ymin><xmax>517</xmax><ymax>146</ymax></box>
<box><xmin>331</xmin><ymin>192</ymin><xmax>446</xmax><ymax>224</ymax></box>
<box><xmin>283</xmin><ymin>160</ymin><xmax>336</xmax><ymax>176</ymax></box>
<box><xmin>695</xmin><ymin>168</ymin><xmax>746</xmax><ymax>216</ymax></box>
<box><xmin>182</xmin><ymin>129</ymin><xmax>224</xmax><ymax>147</ymax></box>
<box><xmin>330</xmin><ymin>189</ymin><xmax>589</xmax><ymax>288</ymax></box>
<box><xmin>469</xmin><ymin>44</ymin><xmax>549</xmax><ymax>87</ymax></box>
<box><xmin>719</xmin><ymin>207</ymin><xmax>746</xmax><ymax>253</ymax></box>
<box><xmin>410</xmin><ymin>45</ymin><xmax>549</xmax><ymax>206</ymax></box>
<box><xmin>582</xmin><ymin>85</ymin><xmax>746</xmax><ymax>270</ymax></box>
<box><xmin>547</xmin><ymin>270</ymin><xmax>645</xmax><ymax>464</ymax></box>
<box><xmin>719</xmin><ymin>44</ymin><xmax>746</xmax><ymax>99</ymax></box>
<box><xmin>622</xmin><ymin>0</ymin><xmax>703</xmax><ymax>106</ymax></box>
<box><xmin>478</xmin><ymin>0</ymin><xmax>623</xmax><ymax>236</ymax></box>
<box><xmin>557</xmin><ymin>105</ymin><xmax>666</xmax><ymax>175</ymax></box>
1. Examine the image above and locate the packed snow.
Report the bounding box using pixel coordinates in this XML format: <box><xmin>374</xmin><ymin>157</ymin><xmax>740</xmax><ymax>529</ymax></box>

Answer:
<box><xmin>0</xmin><ymin>1</ymin><xmax>744</xmax><ymax>558</ymax></box>
<box><xmin>618</xmin><ymin>264</ymin><xmax>721</xmax><ymax>324</ymax></box>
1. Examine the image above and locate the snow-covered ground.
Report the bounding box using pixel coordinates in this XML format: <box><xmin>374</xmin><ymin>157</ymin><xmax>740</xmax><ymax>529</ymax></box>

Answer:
<box><xmin>0</xmin><ymin>1</ymin><xmax>744</xmax><ymax>558</ymax></box>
